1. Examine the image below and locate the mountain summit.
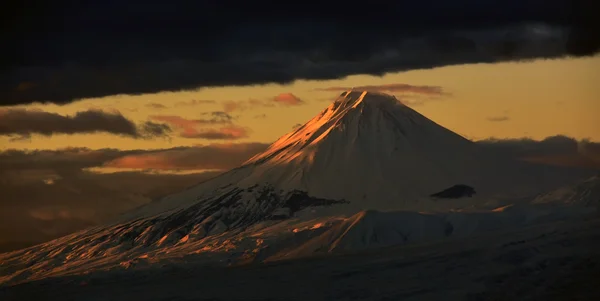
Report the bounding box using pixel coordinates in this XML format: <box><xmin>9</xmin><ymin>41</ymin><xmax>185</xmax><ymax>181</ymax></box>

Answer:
<box><xmin>238</xmin><ymin>90</ymin><xmax>482</xmax><ymax>208</ymax></box>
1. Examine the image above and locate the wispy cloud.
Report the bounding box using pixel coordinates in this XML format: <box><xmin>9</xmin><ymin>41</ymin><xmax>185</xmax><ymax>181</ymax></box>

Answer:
<box><xmin>145</xmin><ymin>103</ymin><xmax>168</xmax><ymax>110</ymax></box>
<box><xmin>486</xmin><ymin>110</ymin><xmax>511</xmax><ymax>122</ymax></box>
<box><xmin>273</xmin><ymin>93</ymin><xmax>304</xmax><ymax>106</ymax></box>
<box><xmin>223</xmin><ymin>93</ymin><xmax>306</xmax><ymax>112</ymax></box>
<box><xmin>316</xmin><ymin>83</ymin><xmax>450</xmax><ymax>96</ymax></box>
<box><xmin>179</xmin><ymin>125</ymin><xmax>250</xmax><ymax>140</ymax></box>
<box><xmin>151</xmin><ymin>112</ymin><xmax>233</xmax><ymax>127</ymax></box>
<box><xmin>0</xmin><ymin>109</ymin><xmax>170</xmax><ymax>139</ymax></box>
<box><xmin>174</xmin><ymin>99</ymin><xmax>217</xmax><ymax>107</ymax></box>
<box><xmin>486</xmin><ymin>116</ymin><xmax>510</xmax><ymax>122</ymax></box>
<box><xmin>222</xmin><ymin>99</ymin><xmax>274</xmax><ymax>113</ymax></box>
<box><xmin>150</xmin><ymin>112</ymin><xmax>248</xmax><ymax>140</ymax></box>
<box><xmin>317</xmin><ymin>83</ymin><xmax>452</xmax><ymax>106</ymax></box>
<box><xmin>0</xmin><ymin>143</ymin><xmax>269</xmax><ymax>173</ymax></box>
<box><xmin>103</xmin><ymin>143</ymin><xmax>269</xmax><ymax>171</ymax></box>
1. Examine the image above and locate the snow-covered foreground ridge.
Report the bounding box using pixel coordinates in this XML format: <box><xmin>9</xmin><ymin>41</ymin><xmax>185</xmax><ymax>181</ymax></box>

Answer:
<box><xmin>0</xmin><ymin>91</ymin><xmax>596</xmax><ymax>286</ymax></box>
<box><xmin>0</xmin><ymin>196</ymin><xmax>597</xmax><ymax>286</ymax></box>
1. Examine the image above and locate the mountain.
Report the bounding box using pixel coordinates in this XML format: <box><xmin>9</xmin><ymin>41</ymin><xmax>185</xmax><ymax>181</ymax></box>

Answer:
<box><xmin>0</xmin><ymin>91</ymin><xmax>593</xmax><ymax>285</ymax></box>
<box><xmin>126</xmin><ymin>91</ymin><xmax>580</xmax><ymax>220</ymax></box>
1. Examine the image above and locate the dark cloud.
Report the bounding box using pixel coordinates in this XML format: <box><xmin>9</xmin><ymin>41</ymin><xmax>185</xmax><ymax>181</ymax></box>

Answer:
<box><xmin>2</xmin><ymin>0</ymin><xmax>598</xmax><ymax>105</ymax></box>
<box><xmin>0</xmin><ymin>142</ymin><xmax>269</xmax><ymax>250</ymax></box>
<box><xmin>0</xmin><ymin>148</ymin><xmax>137</xmax><ymax>173</ymax></box>
<box><xmin>141</xmin><ymin>121</ymin><xmax>172</xmax><ymax>137</ymax></box>
<box><xmin>316</xmin><ymin>84</ymin><xmax>450</xmax><ymax>96</ymax></box>
<box><xmin>476</xmin><ymin>135</ymin><xmax>600</xmax><ymax>169</ymax></box>
<box><xmin>292</xmin><ymin>123</ymin><xmax>303</xmax><ymax>130</ymax></box>
<box><xmin>254</xmin><ymin>114</ymin><xmax>268</xmax><ymax>119</ymax></box>
<box><xmin>0</xmin><ymin>108</ymin><xmax>170</xmax><ymax>139</ymax></box>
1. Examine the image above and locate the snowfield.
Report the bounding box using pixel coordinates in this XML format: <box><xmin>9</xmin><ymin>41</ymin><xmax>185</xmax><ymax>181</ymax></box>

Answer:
<box><xmin>2</xmin><ymin>216</ymin><xmax>599</xmax><ymax>301</ymax></box>
<box><xmin>1</xmin><ymin>91</ymin><xmax>598</xmax><ymax>300</ymax></box>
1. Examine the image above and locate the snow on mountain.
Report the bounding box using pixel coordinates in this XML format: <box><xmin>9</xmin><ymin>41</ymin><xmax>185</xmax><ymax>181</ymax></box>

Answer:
<box><xmin>0</xmin><ymin>91</ymin><xmax>594</xmax><ymax>286</ymax></box>
<box><xmin>532</xmin><ymin>175</ymin><xmax>600</xmax><ymax>208</ymax></box>
<box><xmin>123</xmin><ymin>91</ymin><xmax>584</xmax><ymax>220</ymax></box>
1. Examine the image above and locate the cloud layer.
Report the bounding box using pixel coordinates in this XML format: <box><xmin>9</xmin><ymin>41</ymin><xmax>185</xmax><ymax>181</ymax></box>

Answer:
<box><xmin>3</xmin><ymin>0</ymin><xmax>598</xmax><ymax>105</ymax></box>
<box><xmin>0</xmin><ymin>142</ymin><xmax>270</xmax><ymax>250</ymax></box>
<box><xmin>222</xmin><ymin>93</ymin><xmax>305</xmax><ymax>112</ymax></box>
<box><xmin>273</xmin><ymin>93</ymin><xmax>304</xmax><ymax>105</ymax></box>
<box><xmin>150</xmin><ymin>112</ymin><xmax>249</xmax><ymax>140</ymax></box>
<box><xmin>104</xmin><ymin>143</ymin><xmax>269</xmax><ymax>170</ymax></box>
<box><xmin>476</xmin><ymin>135</ymin><xmax>600</xmax><ymax>169</ymax></box>
<box><xmin>0</xmin><ymin>109</ymin><xmax>170</xmax><ymax>139</ymax></box>
<box><xmin>317</xmin><ymin>84</ymin><xmax>449</xmax><ymax>96</ymax></box>
<box><xmin>1</xmin><ymin>134</ymin><xmax>599</xmax><ymax>251</ymax></box>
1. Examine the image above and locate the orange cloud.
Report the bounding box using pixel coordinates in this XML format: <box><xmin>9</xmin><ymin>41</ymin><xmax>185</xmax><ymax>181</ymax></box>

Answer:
<box><xmin>151</xmin><ymin>112</ymin><xmax>232</xmax><ymax>126</ymax></box>
<box><xmin>223</xmin><ymin>99</ymin><xmax>275</xmax><ymax>112</ymax></box>
<box><xmin>273</xmin><ymin>93</ymin><xmax>304</xmax><ymax>106</ymax></box>
<box><xmin>150</xmin><ymin>115</ymin><xmax>219</xmax><ymax>129</ymax></box>
<box><xmin>146</xmin><ymin>103</ymin><xmax>167</xmax><ymax>109</ymax></box>
<box><xmin>180</xmin><ymin>125</ymin><xmax>250</xmax><ymax>140</ymax></box>
<box><xmin>149</xmin><ymin>112</ymin><xmax>243</xmax><ymax>139</ymax></box>
<box><xmin>223</xmin><ymin>94</ymin><xmax>304</xmax><ymax>112</ymax></box>
<box><xmin>104</xmin><ymin>143</ymin><xmax>269</xmax><ymax>170</ymax></box>
<box><xmin>223</xmin><ymin>101</ymin><xmax>243</xmax><ymax>113</ymax></box>
<box><xmin>174</xmin><ymin>99</ymin><xmax>216</xmax><ymax>107</ymax></box>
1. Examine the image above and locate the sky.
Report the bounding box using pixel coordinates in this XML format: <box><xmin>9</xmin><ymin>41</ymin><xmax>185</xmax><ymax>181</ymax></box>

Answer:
<box><xmin>1</xmin><ymin>0</ymin><xmax>599</xmax><ymax>251</ymax></box>
<box><xmin>2</xmin><ymin>55</ymin><xmax>599</xmax><ymax>151</ymax></box>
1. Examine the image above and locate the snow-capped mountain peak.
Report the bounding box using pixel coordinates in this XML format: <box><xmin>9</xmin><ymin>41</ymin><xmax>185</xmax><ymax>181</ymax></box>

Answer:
<box><xmin>233</xmin><ymin>90</ymin><xmax>490</xmax><ymax>211</ymax></box>
<box><xmin>122</xmin><ymin>90</ymin><xmax>584</xmax><ymax>221</ymax></box>
<box><xmin>245</xmin><ymin>90</ymin><xmax>443</xmax><ymax>166</ymax></box>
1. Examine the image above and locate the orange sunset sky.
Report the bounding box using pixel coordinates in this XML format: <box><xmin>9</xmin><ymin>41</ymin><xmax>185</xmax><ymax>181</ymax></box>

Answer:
<box><xmin>3</xmin><ymin>56</ymin><xmax>599</xmax><ymax>153</ymax></box>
